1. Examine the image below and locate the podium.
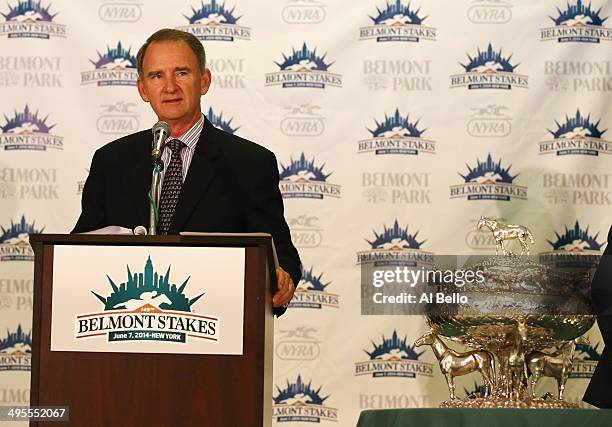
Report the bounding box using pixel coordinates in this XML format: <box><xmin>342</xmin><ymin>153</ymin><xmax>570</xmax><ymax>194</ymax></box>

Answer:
<box><xmin>29</xmin><ymin>233</ymin><xmax>276</xmax><ymax>427</ymax></box>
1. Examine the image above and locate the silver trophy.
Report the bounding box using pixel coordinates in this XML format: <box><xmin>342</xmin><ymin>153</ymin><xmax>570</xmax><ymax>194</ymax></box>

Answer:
<box><xmin>416</xmin><ymin>217</ymin><xmax>595</xmax><ymax>408</ymax></box>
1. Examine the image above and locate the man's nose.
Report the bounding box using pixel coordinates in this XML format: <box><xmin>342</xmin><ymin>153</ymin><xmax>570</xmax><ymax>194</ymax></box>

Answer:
<box><xmin>162</xmin><ymin>76</ymin><xmax>178</xmax><ymax>92</ymax></box>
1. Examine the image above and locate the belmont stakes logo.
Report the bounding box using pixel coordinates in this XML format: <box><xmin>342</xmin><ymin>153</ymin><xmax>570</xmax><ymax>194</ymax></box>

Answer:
<box><xmin>541</xmin><ymin>0</ymin><xmax>611</xmax><ymax>43</ymax></box>
<box><xmin>571</xmin><ymin>340</ymin><xmax>602</xmax><ymax>378</ymax></box>
<box><xmin>355</xmin><ymin>330</ymin><xmax>434</xmax><ymax>378</ymax></box>
<box><xmin>290</xmin><ymin>265</ymin><xmax>339</xmax><ymax>310</ymax></box>
<box><xmin>540</xmin><ymin>221</ymin><xmax>603</xmax><ymax>269</ymax></box>
<box><xmin>357</xmin><ymin>220</ymin><xmax>433</xmax><ymax>267</ymax></box>
<box><xmin>279</xmin><ymin>153</ymin><xmax>341</xmax><ymax>199</ymax></box>
<box><xmin>450</xmin><ymin>153</ymin><xmax>527</xmax><ymax>201</ymax></box>
<box><xmin>206</xmin><ymin>106</ymin><xmax>239</xmax><ymax>134</ymax></box>
<box><xmin>265</xmin><ymin>43</ymin><xmax>342</xmax><ymax>89</ymax></box>
<box><xmin>0</xmin><ymin>215</ymin><xmax>42</xmax><ymax>261</ymax></box>
<box><xmin>177</xmin><ymin>0</ymin><xmax>250</xmax><ymax>42</ymax></box>
<box><xmin>76</xmin><ymin>256</ymin><xmax>218</xmax><ymax>344</ymax></box>
<box><xmin>0</xmin><ymin>325</ymin><xmax>31</xmax><ymax>371</ymax></box>
<box><xmin>81</xmin><ymin>41</ymin><xmax>138</xmax><ymax>86</ymax></box>
<box><xmin>360</xmin><ymin>0</ymin><xmax>436</xmax><ymax>43</ymax></box>
<box><xmin>539</xmin><ymin>110</ymin><xmax>610</xmax><ymax>156</ymax></box>
<box><xmin>0</xmin><ymin>105</ymin><xmax>63</xmax><ymax>151</ymax></box>
<box><xmin>0</xmin><ymin>0</ymin><xmax>65</xmax><ymax>39</ymax></box>
<box><xmin>273</xmin><ymin>375</ymin><xmax>338</xmax><ymax>423</ymax></box>
<box><xmin>358</xmin><ymin>108</ymin><xmax>435</xmax><ymax>156</ymax></box>
<box><xmin>450</xmin><ymin>43</ymin><xmax>528</xmax><ymax>90</ymax></box>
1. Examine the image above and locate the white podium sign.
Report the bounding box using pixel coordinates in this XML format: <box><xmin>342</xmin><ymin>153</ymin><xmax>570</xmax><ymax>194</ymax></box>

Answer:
<box><xmin>50</xmin><ymin>245</ymin><xmax>245</xmax><ymax>355</ymax></box>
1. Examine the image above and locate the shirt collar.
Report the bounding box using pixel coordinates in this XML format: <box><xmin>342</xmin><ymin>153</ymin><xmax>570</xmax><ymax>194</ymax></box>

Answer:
<box><xmin>167</xmin><ymin>114</ymin><xmax>204</xmax><ymax>150</ymax></box>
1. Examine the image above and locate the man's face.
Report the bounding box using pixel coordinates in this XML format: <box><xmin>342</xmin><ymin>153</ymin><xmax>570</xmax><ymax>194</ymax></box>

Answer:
<box><xmin>137</xmin><ymin>40</ymin><xmax>211</xmax><ymax>130</ymax></box>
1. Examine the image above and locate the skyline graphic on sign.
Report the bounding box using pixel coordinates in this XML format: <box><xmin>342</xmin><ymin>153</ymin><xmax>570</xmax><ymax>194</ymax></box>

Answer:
<box><xmin>279</xmin><ymin>152</ymin><xmax>331</xmax><ymax>182</ymax></box>
<box><xmin>2</xmin><ymin>0</ymin><xmax>56</xmax><ymax>22</ymax></box>
<box><xmin>461</xmin><ymin>43</ymin><xmax>517</xmax><ymax>73</ymax></box>
<box><xmin>365</xmin><ymin>330</ymin><xmax>424</xmax><ymax>360</ymax></box>
<box><xmin>92</xmin><ymin>256</ymin><xmax>204</xmax><ymax>312</ymax></box>
<box><xmin>275</xmin><ymin>43</ymin><xmax>332</xmax><ymax>72</ymax></box>
<box><xmin>185</xmin><ymin>0</ymin><xmax>241</xmax><ymax>25</ymax></box>
<box><xmin>368</xmin><ymin>108</ymin><xmax>425</xmax><ymax>138</ymax></box>
<box><xmin>367</xmin><ymin>220</ymin><xmax>425</xmax><ymax>250</ymax></box>
<box><xmin>90</xmin><ymin>41</ymin><xmax>137</xmax><ymax>70</ymax></box>
<box><xmin>1</xmin><ymin>105</ymin><xmax>54</xmax><ymax>134</ymax></box>
<box><xmin>460</xmin><ymin>154</ymin><xmax>517</xmax><ymax>184</ymax></box>
<box><xmin>547</xmin><ymin>221</ymin><xmax>603</xmax><ymax>251</ymax></box>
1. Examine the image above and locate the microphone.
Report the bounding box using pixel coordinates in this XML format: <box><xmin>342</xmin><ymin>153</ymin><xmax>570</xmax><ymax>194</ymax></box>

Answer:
<box><xmin>151</xmin><ymin>121</ymin><xmax>171</xmax><ymax>164</ymax></box>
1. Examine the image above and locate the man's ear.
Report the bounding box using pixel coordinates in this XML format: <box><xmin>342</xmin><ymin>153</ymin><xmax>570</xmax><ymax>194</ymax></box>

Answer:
<box><xmin>201</xmin><ymin>68</ymin><xmax>212</xmax><ymax>96</ymax></box>
<box><xmin>137</xmin><ymin>78</ymin><xmax>150</xmax><ymax>102</ymax></box>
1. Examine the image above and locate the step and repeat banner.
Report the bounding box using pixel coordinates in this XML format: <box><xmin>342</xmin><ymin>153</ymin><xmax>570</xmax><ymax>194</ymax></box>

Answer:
<box><xmin>1</xmin><ymin>0</ymin><xmax>611</xmax><ymax>424</ymax></box>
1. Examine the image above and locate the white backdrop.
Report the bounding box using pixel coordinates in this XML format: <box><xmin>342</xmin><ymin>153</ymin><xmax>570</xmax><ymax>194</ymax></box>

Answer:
<box><xmin>1</xmin><ymin>0</ymin><xmax>611</xmax><ymax>424</ymax></box>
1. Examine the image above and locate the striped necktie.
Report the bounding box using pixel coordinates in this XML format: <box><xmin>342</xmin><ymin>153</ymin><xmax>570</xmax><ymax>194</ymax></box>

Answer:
<box><xmin>157</xmin><ymin>139</ymin><xmax>186</xmax><ymax>235</ymax></box>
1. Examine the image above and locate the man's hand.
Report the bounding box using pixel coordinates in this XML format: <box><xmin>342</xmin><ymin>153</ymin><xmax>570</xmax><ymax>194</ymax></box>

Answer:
<box><xmin>273</xmin><ymin>267</ymin><xmax>295</xmax><ymax>308</ymax></box>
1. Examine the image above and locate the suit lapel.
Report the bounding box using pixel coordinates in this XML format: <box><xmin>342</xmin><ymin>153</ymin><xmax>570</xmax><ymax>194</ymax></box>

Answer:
<box><xmin>169</xmin><ymin>117</ymin><xmax>221</xmax><ymax>233</ymax></box>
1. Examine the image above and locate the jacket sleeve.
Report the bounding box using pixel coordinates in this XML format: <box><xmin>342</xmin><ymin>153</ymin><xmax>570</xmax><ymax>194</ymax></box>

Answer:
<box><xmin>72</xmin><ymin>149</ymin><xmax>106</xmax><ymax>233</ymax></box>
<box><xmin>244</xmin><ymin>151</ymin><xmax>302</xmax><ymax>313</ymax></box>
<box><xmin>591</xmin><ymin>226</ymin><xmax>612</xmax><ymax>361</ymax></box>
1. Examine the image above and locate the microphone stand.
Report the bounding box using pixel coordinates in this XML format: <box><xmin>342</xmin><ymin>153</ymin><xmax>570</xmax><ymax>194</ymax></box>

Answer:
<box><xmin>148</xmin><ymin>160</ymin><xmax>163</xmax><ymax>235</ymax></box>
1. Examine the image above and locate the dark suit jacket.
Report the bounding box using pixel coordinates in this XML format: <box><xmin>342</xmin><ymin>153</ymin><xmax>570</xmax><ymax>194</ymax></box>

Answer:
<box><xmin>583</xmin><ymin>226</ymin><xmax>612</xmax><ymax>408</ymax></box>
<box><xmin>73</xmin><ymin>117</ymin><xmax>301</xmax><ymax>315</ymax></box>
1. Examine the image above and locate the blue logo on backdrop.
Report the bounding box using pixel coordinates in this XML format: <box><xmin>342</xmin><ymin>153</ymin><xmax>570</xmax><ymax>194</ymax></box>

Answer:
<box><xmin>539</xmin><ymin>110</ymin><xmax>610</xmax><ymax>156</ymax></box>
<box><xmin>0</xmin><ymin>215</ymin><xmax>42</xmax><ymax>261</ymax></box>
<box><xmin>0</xmin><ymin>105</ymin><xmax>63</xmax><ymax>150</ymax></box>
<box><xmin>355</xmin><ymin>330</ymin><xmax>434</xmax><ymax>378</ymax></box>
<box><xmin>360</xmin><ymin>0</ymin><xmax>436</xmax><ymax>42</ymax></box>
<box><xmin>358</xmin><ymin>108</ymin><xmax>435</xmax><ymax>155</ymax></box>
<box><xmin>570</xmin><ymin>340</ymin><xmax>602</xmax><ymax>378</ymax></box>
<box><xmin>541</xmin><ymin>0</ymin><xmax>611</xmax><ymax>43</ymax></box>
<box><xmin>279</xmin><ymin>153</ymin><xmax>341</xmax><ymax>199</ymax></box>
<box><xmin>265</xmin><ymin>43</ymin><xmax>343</xmax><ymax>89</ymax></box>
<box><xmin>206</xmin><ymin>107</ymin><xmax>239</xmax><ymax>134</ymax></box>
<box><xmin>450</xmin><ymin>43</ymin><xmax>528</xmax><ymax>90</ymax></box>
<box><xmin>0</xmin><ymin>325</ymin><xmax>31</xmax><ymax>371</ymax></box>
<box><xmin>177</xmin><ymin>0</ymin><xmax>250</xmax><ymax>41</ymax></box>
<box><xmin>463</xmin><ymin>381</ymin><xmax>486</xmax><ymax>398</ymax></box>
<box><xmin>0</xmin><ymin>0</ymin><xmax>65</xmax><ymax>39</ymax></box>
<box><xmin>272</xmin><ymin>375</ymin><xmax>338</xmax><ymax>423</ymax></box>
<box><xmin>290</xmin><ymin>265</ymin><xmax>339</xmax><ymax>309</ymax></box>
<box><xmin>539</xmin><ymin>221</ymin><xmax>603</xmax><ymax>270</ymax></box>
<box><xmin>449</xmin><ymin>154</ymin><xmax>527</xmax><ymax>201</ymax></box>
<box><xmin>548</xmin><ymin>221</ymin><xmax>603</xmax><ymax>252</ymax></box>
<box><xmin>81</xmin><ymin>41</ymin><xmax>138</xmax><ymax>86</ymax></box>
<box><xmin>357</xmin><ymin>220</ymin><xmax>433</xmax><ymax>267</ymax></box>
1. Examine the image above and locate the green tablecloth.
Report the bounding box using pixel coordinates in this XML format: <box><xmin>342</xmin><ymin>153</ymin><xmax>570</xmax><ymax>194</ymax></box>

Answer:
<box><xmin>356</xmin><ymin>408</ymin><xmax>612</xmax><ymax>427</ymax></box>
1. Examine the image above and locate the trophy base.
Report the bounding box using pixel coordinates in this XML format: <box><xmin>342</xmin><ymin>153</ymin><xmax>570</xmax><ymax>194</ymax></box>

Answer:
<box><xmin>440</xmin><ymin>397</ymin><xmax>578</xmax><ymax>409</ymax></box>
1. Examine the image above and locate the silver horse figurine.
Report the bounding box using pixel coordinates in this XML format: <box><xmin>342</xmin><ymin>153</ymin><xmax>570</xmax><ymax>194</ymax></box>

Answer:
<box><xmin>477</xmin><ymin>216</ymin><xmax>535</xmax><ymax>255</ymax></box>
<box><xmin>526</xmin><ymin>336</ymin><xmax>589</xmax><ymax>400</ymax></box>
<box><xmin>415</xmin><ymin>330</ymin><xmax>496</xmax><ymax>400</ymax></box>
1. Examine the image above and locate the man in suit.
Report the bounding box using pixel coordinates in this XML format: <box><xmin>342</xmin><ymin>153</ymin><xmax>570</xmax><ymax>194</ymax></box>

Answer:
<box><xmin>73</xmin><ymin>28</ymin><xmax>300</xmax><ymax>314</ymax></box>
<box><xmin>583</xmin><ymin>226</ymin><xmax>612</xmax><ymax>407</ymax></box>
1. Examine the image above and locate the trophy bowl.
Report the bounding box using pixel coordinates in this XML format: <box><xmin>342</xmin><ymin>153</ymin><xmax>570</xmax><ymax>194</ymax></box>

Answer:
<box><xmin>415</xmin><ymin>218</ymin><xmax>596</xmax><ymax>409</ymax></box>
